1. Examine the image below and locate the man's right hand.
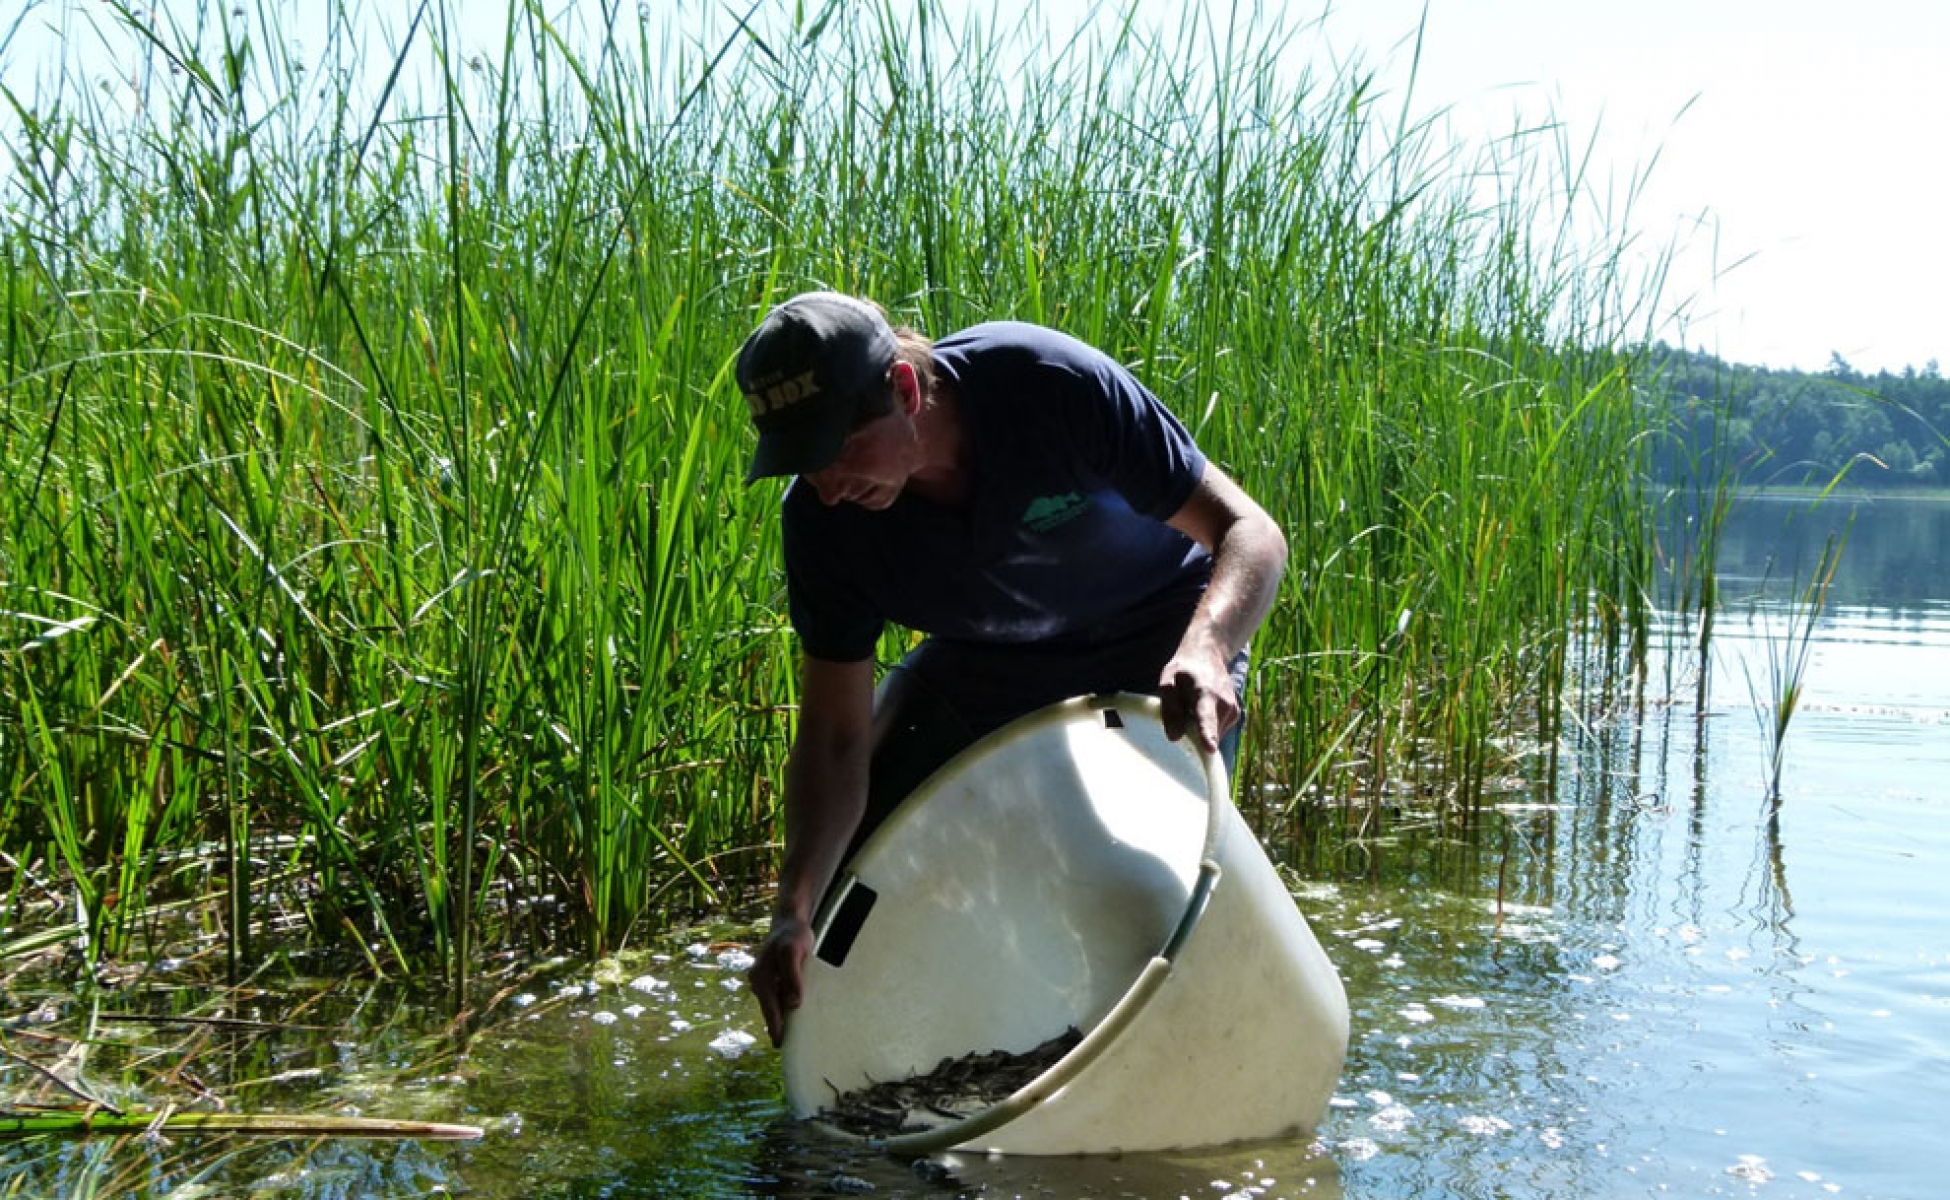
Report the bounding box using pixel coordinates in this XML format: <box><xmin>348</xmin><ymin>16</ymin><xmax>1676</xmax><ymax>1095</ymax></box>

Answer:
<box><xmin>749</xmin><ymin>911</ymin><xmax>815</xmax><ymax>1047</ymax></box>
<box><xmin>751</xmin><ymin>654</ymin><xmax>876</xmax><ymax>1048</ymax></box>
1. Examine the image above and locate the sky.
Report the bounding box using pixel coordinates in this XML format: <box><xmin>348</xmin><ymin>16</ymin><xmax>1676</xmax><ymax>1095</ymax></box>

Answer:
<box><xmin>1014</xmin><ymin>0</ymin><xmax>1945</xmax><ymax>376</ymax></box>
<box><xmin>1286</xmin><ymin>0</ymin><xmax>1950</xmax><ymax>375</ymax></box>
<box><xmin>4</xmin><ymin>0</ymin><xmax>1945</xmax><ymax>375</ymax></box>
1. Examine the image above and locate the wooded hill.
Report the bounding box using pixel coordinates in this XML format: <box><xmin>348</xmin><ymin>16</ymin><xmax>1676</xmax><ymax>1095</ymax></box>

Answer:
<box><xmin>1648</xmin><ymin>346</ymin><xmax>1950</xmax><ymax>489</ymax></box>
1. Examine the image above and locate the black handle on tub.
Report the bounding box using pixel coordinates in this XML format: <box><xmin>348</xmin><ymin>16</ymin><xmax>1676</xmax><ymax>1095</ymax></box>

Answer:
<box><xmin>815</xmin><ymin>878</ymin><xmax>879</xmax><ymax>968</ymax></box>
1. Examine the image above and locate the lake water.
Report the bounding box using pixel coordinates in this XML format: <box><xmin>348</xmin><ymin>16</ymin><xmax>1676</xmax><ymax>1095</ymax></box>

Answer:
<box><xmin>1310</xmin><ymin>490</ymin><xmax>1950</xmax><ymax>1200</ymax></box>
<box><xmin>10</xmin><ymin>491</ymin><xmax>1948</xmax><ymax>1199</ymax></box>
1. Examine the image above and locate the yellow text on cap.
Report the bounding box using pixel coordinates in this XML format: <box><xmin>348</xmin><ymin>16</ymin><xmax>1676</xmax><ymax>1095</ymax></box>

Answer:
<box><xmin>744</xmin><ymin>368</ymin><xmax>820</xmax><ymax>418</ymax></box>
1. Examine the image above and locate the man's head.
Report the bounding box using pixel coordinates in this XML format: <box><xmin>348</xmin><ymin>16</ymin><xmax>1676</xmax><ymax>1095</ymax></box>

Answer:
<box><xmin>736</xmin><ymin>292</ymin><xmax>898</xmax><ymax>483</ymax></box>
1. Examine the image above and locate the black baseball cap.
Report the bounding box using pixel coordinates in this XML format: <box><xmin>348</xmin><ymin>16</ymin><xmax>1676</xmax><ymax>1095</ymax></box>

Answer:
<box><xmin>735</xmin><ymin>292</ymin><xmax>898</xmax><ymax>483</ymax></box>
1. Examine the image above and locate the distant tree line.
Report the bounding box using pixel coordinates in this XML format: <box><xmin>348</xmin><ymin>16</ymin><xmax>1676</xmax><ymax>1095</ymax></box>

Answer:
<box><xmin>1643</xmin><ymin>346</ymin><xmax>1950</xmax><ymax>489</ymax></box>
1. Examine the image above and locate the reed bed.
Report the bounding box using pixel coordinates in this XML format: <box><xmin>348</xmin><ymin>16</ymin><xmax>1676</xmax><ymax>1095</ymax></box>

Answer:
<box><xmin>1</xmin><ymin>0</ymin><xmax>1667</xmax><ymax>985</ymax></box>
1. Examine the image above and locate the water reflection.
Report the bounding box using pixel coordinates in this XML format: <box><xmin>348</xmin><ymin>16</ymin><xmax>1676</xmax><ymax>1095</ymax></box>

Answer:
<box><xmin>1706</xmin><ymin>491</ymin><xmax>1950</xmax><ymax>610</ymax></box>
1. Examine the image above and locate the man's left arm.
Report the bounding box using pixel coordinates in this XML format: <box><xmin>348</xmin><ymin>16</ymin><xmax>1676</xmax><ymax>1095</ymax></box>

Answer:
<box><xmin>1160</xmin><ymin>462</ymin><xmax>1288</xmax><ymax>752</ymax></box>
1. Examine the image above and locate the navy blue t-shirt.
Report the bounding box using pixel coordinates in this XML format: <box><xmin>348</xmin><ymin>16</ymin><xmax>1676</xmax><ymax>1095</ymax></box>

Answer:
<box><xmin>781</xmin><ymin>321</ymin><xmax>1213</xmax><ymax>664</ymax></box>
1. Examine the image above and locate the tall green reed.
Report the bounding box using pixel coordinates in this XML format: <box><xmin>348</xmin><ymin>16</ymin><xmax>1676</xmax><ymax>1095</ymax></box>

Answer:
<box><xmin>1740</xmin><ymin>530</ymin><xmax>1845</xmax><ymax>807</ymax></box>
<box><xmin>2</xmin><ymin>0</ymin><xmax>1669</xmax><ymax>981</ymax></box>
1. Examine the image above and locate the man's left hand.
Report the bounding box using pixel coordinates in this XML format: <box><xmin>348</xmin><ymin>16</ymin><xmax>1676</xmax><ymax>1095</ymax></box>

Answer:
<box><xmin>1158</xmin><ymin>640</ymin><xmax>1238</xmax><ymax>754</ymax></box>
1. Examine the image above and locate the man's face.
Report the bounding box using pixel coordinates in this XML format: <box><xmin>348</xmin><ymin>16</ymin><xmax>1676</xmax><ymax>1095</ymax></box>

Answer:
<box><xmin>801</xmin><ymin>408</ymin><xmax>918</xmax><ymax>510</ymax></box>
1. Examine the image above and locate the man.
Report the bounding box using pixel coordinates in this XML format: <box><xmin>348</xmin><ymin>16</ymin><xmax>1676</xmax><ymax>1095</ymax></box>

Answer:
<box><xmin>738</xmin><ymin>291</ymin><xmax>1287</xmax><ymax>1046</ymax></box>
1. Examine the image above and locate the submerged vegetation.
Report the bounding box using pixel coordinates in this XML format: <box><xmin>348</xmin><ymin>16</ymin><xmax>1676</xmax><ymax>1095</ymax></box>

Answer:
<box><xmin>3</xmin><ymin>0</ymin><xmax>1676</xmax><ymax>991</ymax></box>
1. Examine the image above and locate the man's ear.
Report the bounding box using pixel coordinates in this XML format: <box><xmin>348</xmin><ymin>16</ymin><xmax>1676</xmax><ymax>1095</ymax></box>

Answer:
<box><xmin>889</xmin><ymin>359</ymin><xmax>922</xmax><ymax>415</ymax></box>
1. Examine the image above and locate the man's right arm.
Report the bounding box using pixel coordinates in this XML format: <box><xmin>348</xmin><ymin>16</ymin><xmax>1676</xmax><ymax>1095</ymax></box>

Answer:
<box><xmin>748</xmin><ymin>653</ymin><xmax>876</xmax><ymax>1046</ymax></box>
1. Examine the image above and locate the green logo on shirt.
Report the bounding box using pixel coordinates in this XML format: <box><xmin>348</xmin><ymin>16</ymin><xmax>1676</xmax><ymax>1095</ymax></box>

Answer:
<box><xmin>1023</xmin><ymin>491</ymin><xmax>1087</xmax><ymax>533</ymax></box>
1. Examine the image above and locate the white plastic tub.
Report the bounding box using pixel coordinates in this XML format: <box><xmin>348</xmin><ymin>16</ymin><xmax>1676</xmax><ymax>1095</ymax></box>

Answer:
<box><xmin>780</xmin><ymin>693</ymin><xmax>1349</xmax><ymax>1155</ymax></box>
